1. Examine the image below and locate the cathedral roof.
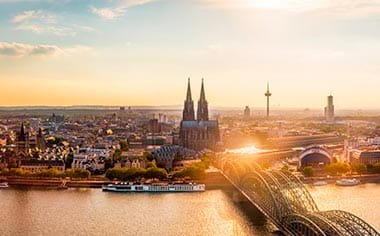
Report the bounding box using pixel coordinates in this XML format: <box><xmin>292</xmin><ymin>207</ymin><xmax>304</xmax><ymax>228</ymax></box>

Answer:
<box><xmin>181</xmin><ymin>120</ymin><xmax>218</xmax><ymax>128</ymax></box>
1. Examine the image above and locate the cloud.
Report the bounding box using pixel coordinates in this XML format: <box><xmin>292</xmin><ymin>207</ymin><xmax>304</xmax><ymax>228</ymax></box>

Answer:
<box><xmin>0</xmin><ymin>42</ymin><xmax>92</xmax><ymax>58</ymax></box>
<box><xmin>12</xmin><ymin>10</ymin><xmax>35</xmax><ymax>23</ymax></box>
<box><xmin>91</xmin><ymin>0</ymin><xmax>155</xmax><ymax>20</ymax></box>
<box><xmin>12</xmin><ymin>10</ymin><xmax>55</xmax><ymax>23</ymax></box>
<box><xmin>12</xmin><ymin>10</ymin><xmax>94</xmax><ymax>36</ymax></box>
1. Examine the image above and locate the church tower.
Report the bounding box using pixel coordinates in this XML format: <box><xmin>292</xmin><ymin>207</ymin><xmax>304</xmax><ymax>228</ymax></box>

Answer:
<box><xmin>36</xmin><ymin>128</ymin><xmax>46</xmax><ymax>150</ymax></box>
<box><xmin>16</xmin><ymin>122</ymin><xmax>30</xmax><ymax>158</ymax></box>
<box><xmin>182</xmin><ymin>78</ymin><xmax>195</xmax><ymax>121</ymax></box>
<box><xmin>197</xmin><ymin>79</ymin><xmax>209</xmax><ymax>121</ymax></box>
<box><xmin>180</xmin><ymin>78</ymin><xmax>219</xmax><ymax>151</ymax></box>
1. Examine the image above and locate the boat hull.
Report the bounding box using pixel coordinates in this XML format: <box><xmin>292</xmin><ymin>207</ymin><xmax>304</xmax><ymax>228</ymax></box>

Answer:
<box><xmin>103</xmin><ymin>184</ymin><xmax>205</xmax><ymax>193</ymax></box>
<box><xmin>336</xmin><ymin>179</ymin><xmax>360</xmax><ymax>186</ymax></box>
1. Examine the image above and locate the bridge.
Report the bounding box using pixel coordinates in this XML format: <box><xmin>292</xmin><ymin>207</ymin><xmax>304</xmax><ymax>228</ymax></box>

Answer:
<box><xmin>217</xmin><ymin>158</ymin><xmax>379</xmax><ymax>236</ymax></box>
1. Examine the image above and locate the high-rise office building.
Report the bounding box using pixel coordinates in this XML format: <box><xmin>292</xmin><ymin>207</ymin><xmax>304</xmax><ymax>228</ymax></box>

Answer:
<box><xmin>244</xmin><ymin>106</ymin><xmax>251</xmax><ymax>119</ymax></box>
<box><xmin>324</xmin><ymin>95</ymin><xmax>335</xmax><ymax>122</ymax></box>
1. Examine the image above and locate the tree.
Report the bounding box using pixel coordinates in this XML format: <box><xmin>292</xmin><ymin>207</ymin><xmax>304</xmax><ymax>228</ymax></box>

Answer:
<box><xmin>104</xmin><ymin>158</ymin><xmax>114</xmax><ymax>170</ymax></box>
<box><xmin>200</xmin><ymin>155</ymin><xmax>211</xmax><ymax>169</ymax></box>
<box><xmin>119</xmin><ymin>140</ymin><xmax>129</xmax><ymax>151</ymax></box>
<box><xmin>371</xmin><ymin>163</ymin><xmax>380</xmax><ymax>174</ymax></box>
<box><xmin>324</xmin><ymin>163</ymin><xmax>350</xmax><ymax>176</ymax></box>
<box><xmin>146</xmin><ymin>162</ymin><xmax>156</xmax><ymax>168</ymax></box>
<box><xmin>302</xmin><ymin>166</ymin><xmax>315</xmax><ymax>177</ymax></box>
<box><xmin>143</xmin><ymin>151</ymin><xmax>154</xmax><ymax>161</ymax></box>
<box><xmin>65</xmin><ymin>152</ymin><xmax>74</xmax><ymax>169</ymax></box>
<box><xmin>172</xmin><ymin>163</ymin><xmax>206</xmax><ymax>180</ymax></box>
<box><xmin>36</xmin><ymin>168</ymin><xmax>64</xmax><ymax>178</ymax></box>
<box><xmin>351</xmin><ymin>163</ymin><xmax>367</xmax><ymax>175</ymax></box>
<box><xmin>0</xmin><ymin>168</ymin><xmax>10</xmax><ymax>176</ymax></box>
<box><xmin>8</xmin><ymin>159</ymin><xmax>18</xmax><ymax>168</ymax></box>
<box><xmin>125</xmin><ymin>168</ymin><xmax>146</xmax><ymax>180</ymax></box>
<box><xmin>144</xmin><ymin>167</ymin><xmax>167</xmax><ymax>180</ymax></box>
<box><xmin>105</xmin><ymin>167</ymin><xmax>146</xmax><ymax>181</ymax></box>
<box><xmin>113</xmin><ymin>149</ymin><xmax>122</xmax><ymax>161</ymax></box>
<box><xmin>156</xmin><ymin>161</ymin><xmax>166</xmax><ymax>169</ymax></box>
<box><xmin>65</xmin><ymin>168</ymin><xmax>90</xmax><ymax>179</ymax></box>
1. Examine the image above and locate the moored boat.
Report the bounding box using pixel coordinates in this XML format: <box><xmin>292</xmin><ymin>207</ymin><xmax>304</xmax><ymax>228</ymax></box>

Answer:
<box><xmin>313</xmin><ymin>181</ymin><xmax>327</xmax><ymax>186</ymax></box>
<box><xmin>0</xmin><ymin>182</ymin><xmax>9</xmax><ymax>188</ymax></box>
<box><xmin>336</xmin><ymin>178</ymin><xmax>360</xmax><ymax>186</ymax></box>
<box><xmin>103</xmin><ymin>182</ymin><xmax>205</xmax><ymax>193</ymax></box>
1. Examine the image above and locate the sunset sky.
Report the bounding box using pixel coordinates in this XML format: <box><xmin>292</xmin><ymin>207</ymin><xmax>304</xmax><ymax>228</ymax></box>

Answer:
<box><xmin>1</xmin><ymin>0</ymin><xmax>380</xmax><ymax>108</ymax></box>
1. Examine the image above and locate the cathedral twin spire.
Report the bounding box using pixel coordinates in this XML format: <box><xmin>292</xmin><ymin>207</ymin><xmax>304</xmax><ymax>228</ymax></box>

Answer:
<box><xmin>183</xmin><ymin>78</ymin><xmax>195</xmax><ymax>121</ymax></box>
<box><xmin>183</xmin><ymin>78</ymin><xmax>209</xmax><ymax>121</ymax></box>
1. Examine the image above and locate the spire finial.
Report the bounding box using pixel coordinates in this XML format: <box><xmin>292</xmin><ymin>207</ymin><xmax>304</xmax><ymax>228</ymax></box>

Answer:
<box><xmin>183</xmin><ymin>78</ymin><xmax>195</xmax><ymax>121</ymax></box>
<box><xmin>186</xmin><ymin>78</ymin><xmax>192</xmax><ymax>101</ymax></box>
<box><xmin>200</xmin><ymin>78</ymin><xmax>206</xmax><ymax>100</ymax></box>
<box><xmin>197</xmin><ymin>78</ymin><xmax>209</xmax><ymax>121</ymax></box>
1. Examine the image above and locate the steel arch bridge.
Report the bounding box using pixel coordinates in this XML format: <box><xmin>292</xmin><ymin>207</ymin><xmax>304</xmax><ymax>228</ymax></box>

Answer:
<box><xmin>218</xmin><ymin>158</ymin><xmax>379</xmax><ymax>236</ymax></box>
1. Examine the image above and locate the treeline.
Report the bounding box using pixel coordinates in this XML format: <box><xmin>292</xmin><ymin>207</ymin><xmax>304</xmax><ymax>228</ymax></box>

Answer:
<box><xmin>172</xmin><ymin>157</ymin><xmax>211</xmax><ymax>180</ymax></box>
<box><xmin>1</xmin><ymin>168</ymin><xmax>90</xmax><ymax>179</ymax></box>
<box><xmin>105</xmin><ymin>157</ymin><xmax>211</xmax><ymax>181</ymax></box>
<box><xmin>105</xmin><ymin>167</ymin><xmax>168</xmax><ymax>180</ymax></box>
<box><xmin>302</xmin><ymin>162</ymin><xmax>380</xmax><ymax>177</ymax></box>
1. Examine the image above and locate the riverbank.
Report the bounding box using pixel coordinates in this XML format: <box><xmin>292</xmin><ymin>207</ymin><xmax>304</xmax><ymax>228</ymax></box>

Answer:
<box><xmin>302</xmin><ymin>173</ymin><xmax>380</xmax><ymax>184</ymax></box>
<box><xmin>9</xmin><ymin>171</ymin><xmax>380</xmax><ymax>189</ymax></box>
<box><xmin>2</xmin><ymin>176</ymin><xmax>111</xmax><ymax>188</ymax></box>
<box><xmin>0</xmin><ymin>171</ymin><xmax>232</xmax><ymax>189</ymax></box>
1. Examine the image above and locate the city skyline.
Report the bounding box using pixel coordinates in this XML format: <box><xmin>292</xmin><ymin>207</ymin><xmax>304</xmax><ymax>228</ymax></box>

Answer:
<box><xmin>1</xmin><ymin>1</ymin><xmax>380</xmax><ymax>235</ymax></box>
<box><xmin>1</xmin><ymin>0</ymin><xmax>380</xmax><ymax>108</ymax></box>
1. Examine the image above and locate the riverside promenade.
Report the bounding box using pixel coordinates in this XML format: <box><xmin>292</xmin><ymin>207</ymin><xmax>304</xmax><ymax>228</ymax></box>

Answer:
<box><xmin>0</xmin><ymin>170</ymin><xmax>230</xmax><ymax>189</ymax></box>
<box><xmin>2</xmin><ymin>176</ymin><xmax>111</xmax><ymax>188</ymax></box>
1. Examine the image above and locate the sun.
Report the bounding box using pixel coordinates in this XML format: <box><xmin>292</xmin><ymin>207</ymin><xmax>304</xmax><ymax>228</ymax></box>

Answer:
<box><xmin>246</xmin><ymin>0</ymin><xmax>327</xmax><ymax>10</ymax></box>
<box><xmin>248</xmin><ymin>0</ymin><xmax>295</xmax><ymax>9</ymax></box>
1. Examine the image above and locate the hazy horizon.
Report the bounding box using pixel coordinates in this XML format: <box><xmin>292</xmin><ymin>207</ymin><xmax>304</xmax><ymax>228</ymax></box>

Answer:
<box><xmin>1</xmin><ymin>0</ymin><xmax>380</xmax><ymax>108</ymax></box>
<box><xmin>1</xmin><ymin>104</ymin><xmax>380</xmax><ymax>112</ymax></box>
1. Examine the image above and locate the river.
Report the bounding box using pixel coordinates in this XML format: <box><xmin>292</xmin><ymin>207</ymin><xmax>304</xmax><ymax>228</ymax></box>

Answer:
<box><xmin>0</xmin><ymin>184</ymin><xmax>378</xmax><ymax>236</ymax></box>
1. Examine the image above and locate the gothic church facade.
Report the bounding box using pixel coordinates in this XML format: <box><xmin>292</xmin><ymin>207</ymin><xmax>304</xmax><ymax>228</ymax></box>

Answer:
<box><xmin>179</xmin><ymin>79</ymin><xmax>219</xmax><ymax>151</ymax></box>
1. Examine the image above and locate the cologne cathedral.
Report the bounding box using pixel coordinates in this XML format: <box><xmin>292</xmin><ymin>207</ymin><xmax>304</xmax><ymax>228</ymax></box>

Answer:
<box><xmin>179</xmin><ymin>79</ymin><xmax>219</xmax><ymax>151</ymax></box>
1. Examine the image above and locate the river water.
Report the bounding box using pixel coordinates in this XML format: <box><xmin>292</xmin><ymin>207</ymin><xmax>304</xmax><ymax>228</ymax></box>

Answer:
<box><xmin>0</xmin><ymin>184</ymin><xmax>378</xmax><ymax>236</ymax></box>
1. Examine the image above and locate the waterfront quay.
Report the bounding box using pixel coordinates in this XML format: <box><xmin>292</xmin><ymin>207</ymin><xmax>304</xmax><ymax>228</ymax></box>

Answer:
<box><xmin>0</xmin><ymin>170</ymin><xmax>232</xmax><ymax>189</ymax></box>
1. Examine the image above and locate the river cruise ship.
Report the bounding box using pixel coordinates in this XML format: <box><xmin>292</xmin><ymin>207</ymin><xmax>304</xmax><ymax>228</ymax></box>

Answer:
<box><xmin>336</xmin><ymin>178</ymin><xmax>360</xmax><ymax>186</ymax></box>
<box><xmin>103</xmin><ymin>182</ymin><xmax>205</xmax><ymax>192</ymax></box>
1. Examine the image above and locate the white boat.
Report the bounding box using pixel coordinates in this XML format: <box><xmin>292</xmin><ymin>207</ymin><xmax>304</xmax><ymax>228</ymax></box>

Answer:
<box><xmin>0</xmin><ymin>182</ymin><xmax>9</xmax><ymax>188</ymax></box>
<box><xmin>336</xmin><ymin>178</ymin><xmax>360</xmax><ymax>186</ymax></box>
<box><xmin>103</xmin><ymin>182</ymin><xmax>205</xmax><ymax>192</ymax></box>
<box><xmin>313</xmin><ymin>181</ymin><xmax>327</xmax><ymax>186</ymax></box>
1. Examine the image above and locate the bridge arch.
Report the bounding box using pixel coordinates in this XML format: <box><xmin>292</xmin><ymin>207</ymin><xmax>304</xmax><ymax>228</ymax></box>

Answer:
<box><xmin>219</xmin><ymin>158</ymin><xmax>379</xmax><ymax>235</ymax></box>
<box><xmin>269</xmin><ymin>170</ymin><xmax>319</xmax><ymax>213</ymax></box>
<box><xmin>283</xmin><ymin>214</ymin><xmax>327</xmax><ymax>236</ymax></box>
<box><xmin>239</xmin><ymin>171</ymin><xmax>285</xmax><ymax>224</ymax></box>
